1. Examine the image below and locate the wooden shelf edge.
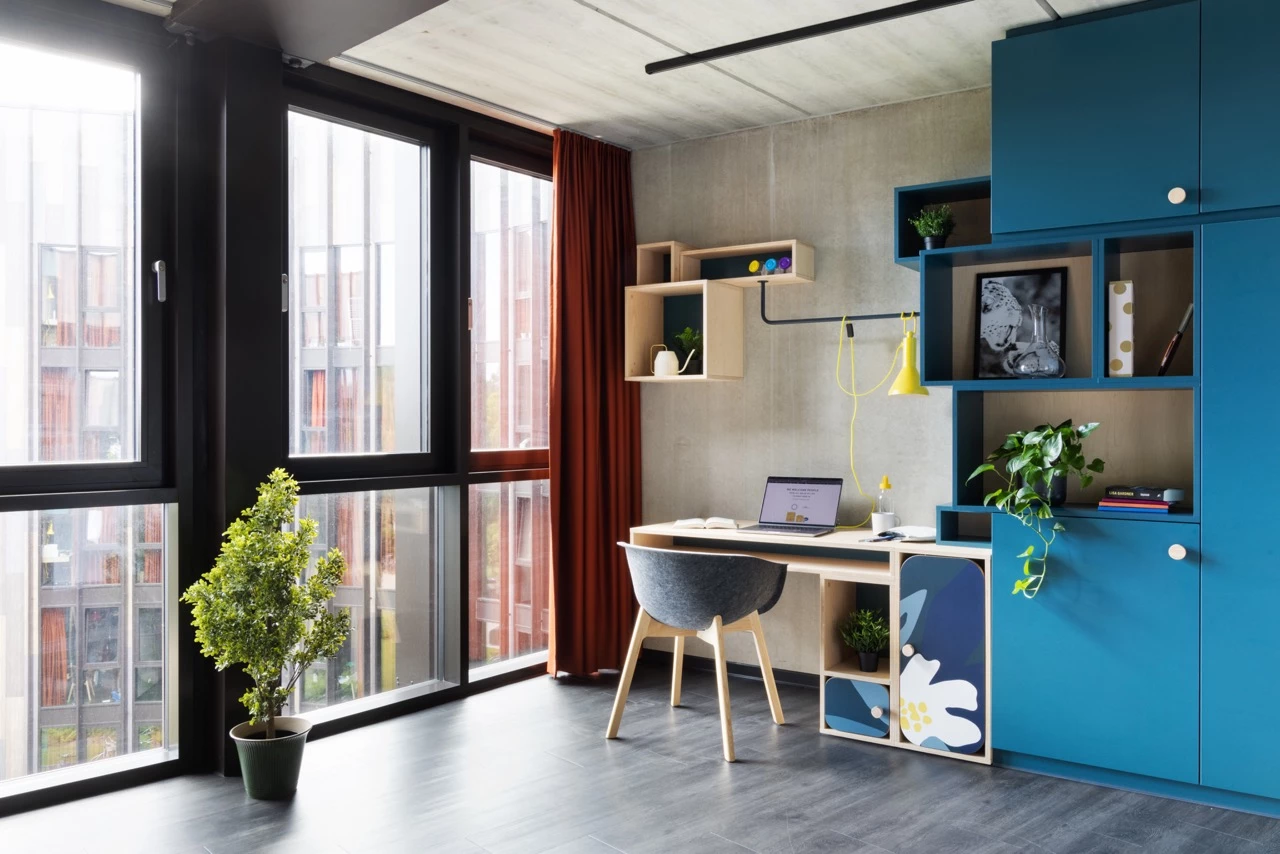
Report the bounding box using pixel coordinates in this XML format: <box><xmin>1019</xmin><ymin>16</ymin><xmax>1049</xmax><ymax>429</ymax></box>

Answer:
<box><xmin>824</xmin><ymin>661</ymin><xmax>892</xmax><ymax>684</ymax></box>
<box><xmin>820</xmin><ymin>726</ymin><xmax>891</xmax><ymax>744</ymax></box>
<box><xmin>625</xmin><ymin>374</ymin><xmax>740</xmax><ymax>383</ymax></box>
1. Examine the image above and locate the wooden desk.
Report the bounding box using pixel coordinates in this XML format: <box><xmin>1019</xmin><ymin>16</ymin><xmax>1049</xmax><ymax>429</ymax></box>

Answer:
<box><xmin>630</xmin><ymin>522</ymin><xmax>994</xmax><ymax>765</ymax></box>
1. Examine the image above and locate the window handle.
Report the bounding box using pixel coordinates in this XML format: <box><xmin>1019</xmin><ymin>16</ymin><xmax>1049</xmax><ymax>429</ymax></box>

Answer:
<box><xmin>282</xmin><ymin>274</ymin><xmax>289</xmax><ymax>313</ymax></box>
<box><xmin>152</xmin><ymin>260</ymin><xmax>166</xmax><ymax>303</ymax></box>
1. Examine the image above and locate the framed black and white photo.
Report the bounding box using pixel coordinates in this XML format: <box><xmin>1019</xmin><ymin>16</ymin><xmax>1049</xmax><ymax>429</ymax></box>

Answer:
<box><xmin>974</xmin><ymin>267</ymin><xmax>1067</xmax><ymax>379</ymax></box>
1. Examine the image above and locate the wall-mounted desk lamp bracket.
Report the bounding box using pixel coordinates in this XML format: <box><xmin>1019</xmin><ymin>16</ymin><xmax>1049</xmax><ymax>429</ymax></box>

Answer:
<box><xmin>757</xmin><ymin>281</ymin><xmax>918</xmax><ymax>339</ymax></box>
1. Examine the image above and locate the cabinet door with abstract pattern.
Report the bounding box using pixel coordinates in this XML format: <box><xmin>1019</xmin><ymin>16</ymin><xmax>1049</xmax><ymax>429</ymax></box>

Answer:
<box><xmin>897</xmin><ymin>556</ymin><xmax>986</xmax><ymax>755</ymax></box>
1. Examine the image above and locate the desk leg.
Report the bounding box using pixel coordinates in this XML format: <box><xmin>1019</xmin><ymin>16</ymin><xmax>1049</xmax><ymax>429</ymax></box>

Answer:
<box><xmin>671</xmin><ymin>635</ymin><xmax>685</xmax><ymax>707</ymax></box>
<box><xmin>748</xmin><ymin>611</ymin><xmax>785</xmax><ymax>726</ymax></box>
<box><xmin>606</xmin><ymin>608</ymin><xmax>652</xmax><ymax>739</ymax></box>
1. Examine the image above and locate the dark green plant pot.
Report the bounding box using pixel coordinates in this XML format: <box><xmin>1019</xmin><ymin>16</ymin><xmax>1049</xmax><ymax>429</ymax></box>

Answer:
<box><xmin>1022</xmin><ymin>473</ymin><xmax>1067</xmax><ymax>507</ymax></box>
<box><xmin>857</xmin><ymin>652</ymin><xmax>880</xmax><ymax>673</ymax></box>
<box><xmin>923</xmin><ymin>235</ymin><xmax>947</xmax><ymax>250</ymax></box>
<box><xmin>230</xmin><ymin>716</ymin><xmax>311</xmax><ymax>800</ymax></box>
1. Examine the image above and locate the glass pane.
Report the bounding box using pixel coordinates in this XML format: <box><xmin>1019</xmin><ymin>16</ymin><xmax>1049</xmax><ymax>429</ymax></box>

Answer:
<box><xmin>0</xmin><ymin>503</ymin><xmax>173</xmax><ymax>782</ymax></box>
<box><xmin>0</xmin><ymin>42</ymin><xmax>140</xmax><ymax>465</ymax></box>
<box><xmin>286</xmin><ymin>488</ymin><xmax>440</xmax><ymax>714</ymax></box>
<box><xmin>288</xmin><ymin>112</ymin><xmax>426</xmax><ymax>456</ymax></box>
<box><xmin>470</xmin><ymin>161</ymin><xmax>551</xmax><ymax>451</ymax></box>
<box><xmin>468</xmin><ymin>479</ymin><xmax>551</xmax><ymax>670</ymax></box>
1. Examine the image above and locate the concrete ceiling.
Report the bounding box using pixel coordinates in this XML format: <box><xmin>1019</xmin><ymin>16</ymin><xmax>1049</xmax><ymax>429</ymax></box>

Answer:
<box><xmin>106</xmin><ymin>0</ymin><xmax>1145</xmax><ymax>148</ymax></box>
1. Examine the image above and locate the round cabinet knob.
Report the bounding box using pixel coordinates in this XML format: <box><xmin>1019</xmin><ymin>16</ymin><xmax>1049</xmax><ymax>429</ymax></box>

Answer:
<box><xmin>1168</xmin><ymin>186</ymin><xmax>1188</xmax><ymax>205</ymax></box>
<box><xmin>870</xmin><ymin>706</ymin><xmax>884</xmax><ymax>720</ymax></box>
<box><xmin>1168</xmin><ymin>544</ymin><xmax>1188</xmax><ymax>561</ymax></box>
<box><xmin>901</xmin><ymin>643</ymin><xmax>915</xmax><ymax>657</ymax></box>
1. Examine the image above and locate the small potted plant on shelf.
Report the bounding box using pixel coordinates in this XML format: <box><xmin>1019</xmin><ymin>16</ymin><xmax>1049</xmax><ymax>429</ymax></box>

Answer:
<box><xmin>908</xmin><ymin>204</ymin><xmax>954</xmax><ymax>251</ymax></box>
<box><xmin>968</xmin><ymin>420</ymin><xmax>1105</xmax><ymax>599</ymax></box>
<box><xmin>674</xmin><ymin>326</ymin><xmax>703</xmax><ymax>376</ymax></box>
<box><xmin>839</xmin><ymin>608</ymin><xmax>891</xmax><ymax>673</ymax></box>
<box><xmin>182</xmin><ymin>468</ymin><xmax>349</xmax><ymax>800</ymax></box>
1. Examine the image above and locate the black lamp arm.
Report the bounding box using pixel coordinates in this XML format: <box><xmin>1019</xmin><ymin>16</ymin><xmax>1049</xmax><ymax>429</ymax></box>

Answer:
<box><xmin>757</xmin><ymin>280</ymin><xmax>918</xmax><ymax>338</ymax></box>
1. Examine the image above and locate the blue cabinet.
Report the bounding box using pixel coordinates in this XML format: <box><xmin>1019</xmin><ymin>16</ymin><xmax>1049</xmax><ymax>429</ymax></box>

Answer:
<box><xmin>991</xmin><ymin>1</ymin><xmax>1200</xmax><ymax>233</ymax></box>
<box><xmin>1202</xmin><ymin>0</ymin><xmax>1280</xmax><ymax>212</ymax></box>
<box><xmin>991</xmin><ymin>515</ymin><xmax>1199</xmax><ymax>783</ymax></box>
<box><xmin>1202</xmin><ymin>219</ymin><xmax>1280</xmax><ymax>800</ymax></box>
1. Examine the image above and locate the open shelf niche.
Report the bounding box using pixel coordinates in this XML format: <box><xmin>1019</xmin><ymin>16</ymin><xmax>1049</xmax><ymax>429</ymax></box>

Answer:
<box><xmin>636</xmin><ymin>240</ymin><xmax>695</xmax><ymax>286</ymax></box>
<box><xmin>819</xmin><ymin>575</ymin><xmax>893</xmax><ymax>744</ymax></box>
<box><xmin>678</xmin><ymin>239</ymin><xmax>814</xmax><ymax>287</ymax></box>
<box><xmin>1102</xmin><ymin>231</ymin><xmax>1195</xmax><ymax>380</ymax></box>
<box><xmin>895</xmin><ymin>176</ymin><xmax>992</xmax><ymax>268</ymax></box>
<box><xmin>820</xmin><ymin>577</ymin><xmax>891</xmax><ymax>683</ymax></box>
<box><xmin>953</xmin><ymin>387</ymin><xmax>1197</xmax><ymax>518</ymax></box>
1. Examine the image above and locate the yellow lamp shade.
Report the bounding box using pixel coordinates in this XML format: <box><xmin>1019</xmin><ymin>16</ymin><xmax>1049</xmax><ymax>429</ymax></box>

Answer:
<box><xmin>889</xmin><ymin>330</ymin><xmax>928</xmax><ymax>396</ymax></box>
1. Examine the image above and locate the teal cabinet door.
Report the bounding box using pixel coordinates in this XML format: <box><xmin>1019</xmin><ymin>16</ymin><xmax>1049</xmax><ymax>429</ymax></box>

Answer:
<box><xmin>1202</xmin><ymin>219</ymin><xmax>1280</xmax><ymax>799</ymax></box>
<box><xmin>991</xmin><ymin>515</ymin><xmax>1199</xmax><ymax>783</ymax></box>
<box><xmin>991</xmin><ymin>1</ymin><xmax>1200</xmax><ymax>233</ymax></box>
<box><xmin>1202</xmin><ymin>0</ymin><xmax>1280</xmax><ymax>212</ymax></box>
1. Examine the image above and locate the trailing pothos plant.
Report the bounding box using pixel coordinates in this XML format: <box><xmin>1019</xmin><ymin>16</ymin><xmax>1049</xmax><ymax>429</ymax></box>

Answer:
<box><xmin>967</xmin><ymin>420</ymin><xmax>1105</xmax><ymax>599</ymax></box>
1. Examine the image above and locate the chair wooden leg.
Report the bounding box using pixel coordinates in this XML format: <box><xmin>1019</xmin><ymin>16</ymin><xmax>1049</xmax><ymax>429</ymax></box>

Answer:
<box><xmin>671</xmin><ymin>635</ymin><xmax>685</xmax><ymax>707</ymax></box>
<box><xmin>707</xmin><ymin>615</ymin><xmax>736</xmax><ymax>762</ymax></box>
<box><xmin>606</xmin><ymin>608</ymin><xmax>652</xmax><ymax>739</ymax></box>
<box><xmin>748</xmin><ymin>611</ymin><xmax>785</xmax><ymax>726</ymax></box>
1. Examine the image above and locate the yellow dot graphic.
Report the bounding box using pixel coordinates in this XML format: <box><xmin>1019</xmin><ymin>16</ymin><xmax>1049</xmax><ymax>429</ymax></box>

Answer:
<box><xmin>1113</xmin><ymin>282</ymin><xmax>1127</xmax><ymax>294</ymax></box>
<box><xmin>1111</xmin><ymin>359</ymin><xmax>1124</xmax><ymax>371</ymax></box>
<box><xmin>1120</xmin><ymin>340</ymin><xmax>1132</xmax><ymax>353</ymax></box>
<box><xmin>918</xmin><ymin>702</ymin><xmax>928</xmax><ymax>713</ymax></box>
<box><xmin>922</xmin><ymin>715</ymin><xmax>933</xmax><ymax>725</ymax></box>
<box><xmin>1123</xmin><ymin>302</ymin><xmax>1134</xmax><ymax>315</ymax></box>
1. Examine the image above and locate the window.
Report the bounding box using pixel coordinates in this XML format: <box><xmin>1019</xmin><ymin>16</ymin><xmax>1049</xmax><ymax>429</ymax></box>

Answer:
<box><xmin>468</xmin><ymin>158</ymin><xmax>552</xmax><ymax>676</ymax></box>
<box><xmin>284</xmin><ymin>488</ymin><xmax>443</xmax><ymax>715</ymax></box>
<box><xmin>470</xmin><ymin>161</ymin><xmax>551</xmax><ymax>452</ymax></box>
<box><xmin>468</xmin><ymin>480</ymin><xmax>551</xmax><ymax>672</ymax></box>
<box><xmin>287</xmin><ymin>112</ymin><xmax>427</xmax><ymax>458</ymax></box>
<box><xmin>0</xmin><ymin>43</ymin><xmax>142</xmax><ymax>469</ymax></box>
<box><xmin>1</xmin><ymin>502</ymin><xmax>175</xmax><ymax>783</ymax></box>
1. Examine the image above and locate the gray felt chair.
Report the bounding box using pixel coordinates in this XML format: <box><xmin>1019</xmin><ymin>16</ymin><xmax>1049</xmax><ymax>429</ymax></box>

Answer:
<box><xmin>606</xmin><ymin>542</ymin><xmax>788</xmax><ymax>762</ymax></box>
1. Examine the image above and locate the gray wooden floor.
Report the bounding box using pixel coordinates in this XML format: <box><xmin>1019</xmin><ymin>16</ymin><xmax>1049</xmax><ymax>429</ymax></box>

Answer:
<box><xmin>4</xmin><ymin>662</ymin><xmax>1280</xmax><ymax>854</ymax></box>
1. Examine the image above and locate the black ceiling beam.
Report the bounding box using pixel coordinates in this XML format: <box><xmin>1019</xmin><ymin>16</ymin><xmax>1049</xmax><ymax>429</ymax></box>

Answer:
<box><xmin>645</xmin><ymin>0</ymin><xmax>978</xmax><ymax>75</ymax></box>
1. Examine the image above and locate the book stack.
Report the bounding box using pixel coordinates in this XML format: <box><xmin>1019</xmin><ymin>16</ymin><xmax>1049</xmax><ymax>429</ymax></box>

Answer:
<box><xmin>1098</xmin><ymin>486</ymin><xmax>1185</xmax><ymax>514</ymax></box>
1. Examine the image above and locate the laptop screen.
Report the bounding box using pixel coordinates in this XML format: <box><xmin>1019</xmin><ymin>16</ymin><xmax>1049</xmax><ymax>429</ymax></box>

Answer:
<box><xmin>758</xmin><ymin>477</ymin><xmax>843</xmax><ymax>526</ymax></box>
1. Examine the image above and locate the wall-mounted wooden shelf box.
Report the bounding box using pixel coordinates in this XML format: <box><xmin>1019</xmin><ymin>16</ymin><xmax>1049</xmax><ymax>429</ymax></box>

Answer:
<box><xmin>623</xmin><ymin>280</ymin><xmax>744</xmax><ymax>382</ymax></box>
<box><xmin>677</xmin><ymin>240</ymin><xmax>814</xmax><ymax>287</ymax></box>
<box><xmin>636</xmin><ymin>240</ymin><xmax>695</xmax><ymax>286</ymax></box>
<box><xmin>895</xmin><ymin>177</ymin><xmax>992</xmax><ymax>269</ymax></box>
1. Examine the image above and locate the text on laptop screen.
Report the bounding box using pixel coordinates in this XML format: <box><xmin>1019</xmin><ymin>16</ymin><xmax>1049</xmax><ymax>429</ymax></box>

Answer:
<box><xmin>759</xmin><ymin>478</ymin><xmax>841</xmax><ymax>526</ymax></box>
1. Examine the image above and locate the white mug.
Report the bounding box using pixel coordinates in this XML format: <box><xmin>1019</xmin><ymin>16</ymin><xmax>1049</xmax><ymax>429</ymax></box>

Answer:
<box><xmin>871</xmin><ymin>512</ymin><xmax>900</xmax><ymax>534</ymax></box>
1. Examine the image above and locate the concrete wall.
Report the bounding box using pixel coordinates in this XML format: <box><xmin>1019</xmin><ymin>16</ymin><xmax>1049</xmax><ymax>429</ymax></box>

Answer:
<box><xmin>631</xmin><ymin>88</ymin><xmax>992</xmax><ymax>674</ymax></box>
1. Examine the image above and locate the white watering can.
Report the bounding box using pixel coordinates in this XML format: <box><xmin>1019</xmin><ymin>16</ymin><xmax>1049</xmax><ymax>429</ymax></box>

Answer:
<box><xmin>650</xmin><ymin>344</ymin><xmax>697</xmax><ymax>377</ymax></box>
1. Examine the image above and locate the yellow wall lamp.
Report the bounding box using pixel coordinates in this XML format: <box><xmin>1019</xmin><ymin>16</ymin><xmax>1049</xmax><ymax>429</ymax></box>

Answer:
<box><xmin>758</xmin><ymin>280</ymin><xmax>928</xmax><ymax>396</ymax></box>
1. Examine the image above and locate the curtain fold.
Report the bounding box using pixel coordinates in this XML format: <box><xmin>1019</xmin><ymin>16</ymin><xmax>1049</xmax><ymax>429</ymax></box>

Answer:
<box><xmin>40</xmin><ymin>609</ymin><xmax>69</xmax><ymax>707</ymax></box>
<box><xmin>547</xmin><ymin>130</ymin><xmax>640</xmax><ymax>676</ymax></box>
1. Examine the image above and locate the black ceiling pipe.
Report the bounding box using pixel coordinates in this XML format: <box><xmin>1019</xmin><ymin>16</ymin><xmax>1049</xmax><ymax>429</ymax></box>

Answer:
<box><xmin>646</xmin><ymin>0</ymin><xmax>979</xmax><ymax>75</ymax></box>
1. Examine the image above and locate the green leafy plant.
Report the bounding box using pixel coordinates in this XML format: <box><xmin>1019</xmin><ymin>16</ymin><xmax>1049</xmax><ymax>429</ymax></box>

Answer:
<box><xmin>182</xmin><ymin>468</ymin><xmax>350</xmax><ymax>738</ymax></box>
<box><xmin>839</xmin><ymin>608</ymin><xmax>890</xmax><ymax>654</ymax></box>
<box><xmin>908</xmin><ymin>204</ymin><xmax>954</xmax><ymax>238</ymax></box>
<box><xmin>674</xmin><ymin>326</ymin><xmax>702</xmax><ymax>358</ymax></box>
<box><xmin>968</xmin><ymin>420</ymin><xmax>1105</xmax><ymax>599</ymax></box>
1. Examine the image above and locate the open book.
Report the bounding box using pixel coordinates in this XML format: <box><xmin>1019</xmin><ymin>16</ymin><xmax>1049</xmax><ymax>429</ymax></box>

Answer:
<box><xmin>672</xmin><ymin>517</ymin><xmax>738</xmax><ymax>530</ymax></box>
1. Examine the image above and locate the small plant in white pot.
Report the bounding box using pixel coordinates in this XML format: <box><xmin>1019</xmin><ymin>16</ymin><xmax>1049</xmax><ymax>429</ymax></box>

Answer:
<box><xmin>183</xmin><ymin>468</ymin><xmax>349</xmax><ymax>799</ymax></box>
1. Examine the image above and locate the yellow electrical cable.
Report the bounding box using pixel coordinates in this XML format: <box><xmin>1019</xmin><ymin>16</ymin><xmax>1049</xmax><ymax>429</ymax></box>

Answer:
<box><xmin>834</xmin><ymin>316</ymin><xmax>905</xmax><ymax>528</ymax></box>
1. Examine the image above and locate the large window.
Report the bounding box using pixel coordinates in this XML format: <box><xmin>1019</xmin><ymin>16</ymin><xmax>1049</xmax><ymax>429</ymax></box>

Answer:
<box><xmin>0</xmin><ymin>43</ymin><xmax>140</xmax><ymax>468</ymax></box>
<box><xmin>468</xmin><ymin>160</ymin><xmax>552</xmax><ymax>675</ymax></box>
<box><xmin>0</xmin><ymin>29</ymin><xmax>175</xmax><ymax>799</ymax></box>
<box><xmin>1</xmin><ymin>502</ymin><xmax>175</xmax><ymax>782</ymax></box>
<box><xmin>287</xmin><ymin>111</ymin><xmax>427</xmax><ymax>458</ymax></box>
<box><xmin>285</xmin><ymin>488</ymin><xmax>443</xmax><ymax>715</ymax></box>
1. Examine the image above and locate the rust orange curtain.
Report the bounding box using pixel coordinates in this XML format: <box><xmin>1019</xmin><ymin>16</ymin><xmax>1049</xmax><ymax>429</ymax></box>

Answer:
<box><xmin>548</xmin><ymin>130</ymin><xmax>640</xmax><ymax>676</ymax></box>
<box><xmin>40</xmin><ymin>609</ymin><xmax>68</xmax><ymax>706</ymax></box>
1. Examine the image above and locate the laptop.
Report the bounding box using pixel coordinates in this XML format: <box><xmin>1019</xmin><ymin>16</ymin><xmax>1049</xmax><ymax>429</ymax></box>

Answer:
<box><xmin>737</xmin><ymin>477</ymin><xmax>843</xmax><ymax>537</ymax></box>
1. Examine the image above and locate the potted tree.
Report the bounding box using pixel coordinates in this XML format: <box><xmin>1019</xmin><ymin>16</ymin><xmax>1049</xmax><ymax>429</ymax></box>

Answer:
<box><xmin>908</xmin><ymin>204</ymin><xmax>954</xmax><ymax>251</ymax></box>
<box><xmin>673</xmin><ymin>326</ymin><xmax>703</xmax><ymax>376</ymax></box>
<box><xmin>182</xmin><ymin>468</ymin><xmax>350</xmax><ymax>799</ymax></box>
<box><xmin>968</xmin><ymin>420</ymin><xmax>1105</xmax><ymax>598</ymax></box>
<box><xmin>839</xmin><ymin>608</ymin><xmax>890</xmax><ymax>672</ymax></box>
